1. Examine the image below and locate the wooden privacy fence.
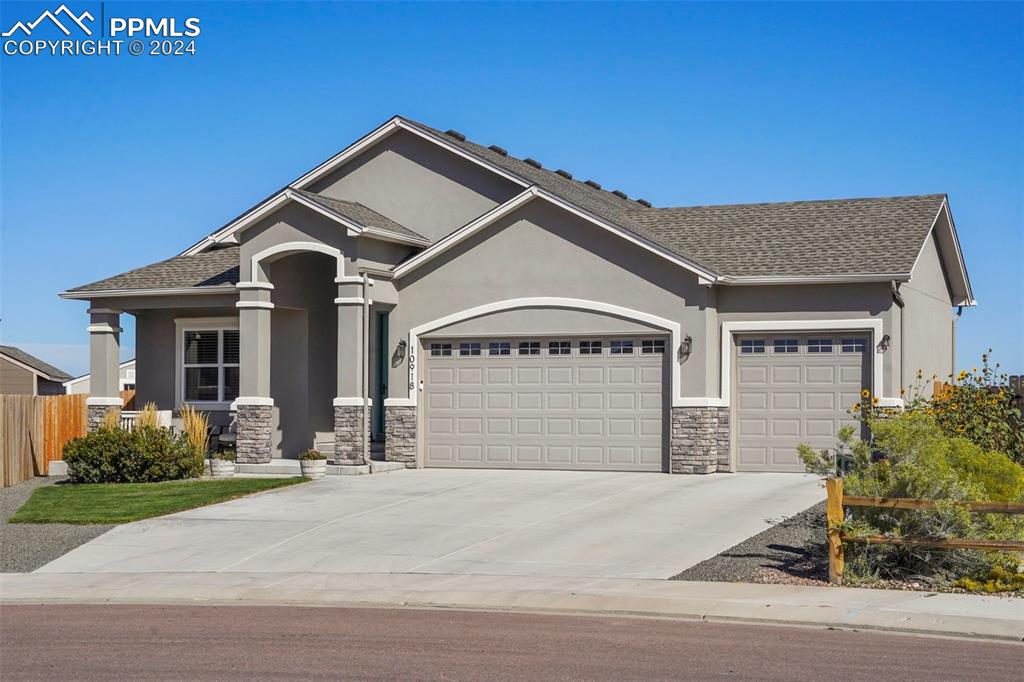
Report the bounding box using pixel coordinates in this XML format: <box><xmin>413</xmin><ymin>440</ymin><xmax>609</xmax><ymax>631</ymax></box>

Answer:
<box><xmin>825</xmin><ymin>478</ymin><xmax>1024</xmax><ymax>584</ymax></box>
<box><xmin>1</xmin><ymin>390</ymin><xmax>136</xmax><ymax>486</ymax></box>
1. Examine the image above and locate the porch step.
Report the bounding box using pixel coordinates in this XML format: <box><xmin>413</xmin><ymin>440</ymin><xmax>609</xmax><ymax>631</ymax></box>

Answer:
<box><xmin>233</xmin><ymin>458</ymin><xmax>406</xmax><ymax>477</ymax></box>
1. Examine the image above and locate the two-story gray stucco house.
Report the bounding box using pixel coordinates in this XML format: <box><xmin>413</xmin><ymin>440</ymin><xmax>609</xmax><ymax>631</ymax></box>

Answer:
<box><xmin>62</xmin><ymin>116</ymin><xmax>974</xmax><ymax>473</ymax></box>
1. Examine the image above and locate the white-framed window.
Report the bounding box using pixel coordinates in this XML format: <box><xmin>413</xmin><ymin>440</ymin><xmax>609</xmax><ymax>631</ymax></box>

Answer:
<box><xmin>430</xmin><ymin>343</ymin><xmax>452</xmax><ymax>357</ymax></box>
<box><xmin>610</xmin><ymin>340</ymin><xmax>634</xmax><ymax>354</ymax></box>
<box><xmin>181</xmin><ymin>327</ymin><xmax>239</xmax><ymax>403</ymax></box>
<box><xmin>740</xmin><ymin>339</ymin><xmax>766</xmax><ymax>354</ymax></box>
<box><xmin>548</xmin><ymin>340</ymin><xmax>571</xmax><ymax>355</ymax></box>
<box><xmin>579</xmin><ymin>340</ymin><xmax>602</xmax><ymax>355</ymax></box>
<box><xmin>841</xmin><ymin>338</ymin><xmax>867</xmax><ymax>353</ymax></box>
<box><xmin>488</xmin><ymin>341</ymin><xmax>510</xmax><ymax>356</ymax></box>
<box><xmin>641</xmin><ymin>339</ymin><xmax>665</xmax><ymax>354</ymax></box>
<box><xmin>459</xmin><ymin>342</ymin><xmax>481</xmax><ymax>356</ymax></box>
<box><xmin>518</xmin><ymin>341</ymin><xmax>540</xmax><ymax>356</ymax></box>
<box><xmin>808</xmin><ymin>338</ymin><xmax>834</xmax><ymax>353</ymax></box>
<box><xmin>773</xmin><ymin>338</ymin><xmax>798</xmax><ymax>354</ymax></box>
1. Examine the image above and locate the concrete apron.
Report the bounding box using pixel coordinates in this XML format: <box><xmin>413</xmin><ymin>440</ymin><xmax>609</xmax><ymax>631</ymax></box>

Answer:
<box><xmin>1</xmin><ymin>572</ymin><xmax>1021</xmax><ymax>643</ymax></box>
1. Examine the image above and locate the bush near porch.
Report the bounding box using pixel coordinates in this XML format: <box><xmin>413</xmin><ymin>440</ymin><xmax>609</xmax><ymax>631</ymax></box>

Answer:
<box><xmin>799</xmin><ymin>364</ymin><xmax>1024</xmax><ymax>593</ymax></box>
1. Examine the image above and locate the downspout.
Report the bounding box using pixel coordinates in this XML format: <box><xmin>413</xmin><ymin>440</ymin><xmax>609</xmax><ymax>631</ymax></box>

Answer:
<box><xmin>362</xmin><ymin>273</ymin><xmax>372</xmax><ymax>465</ymax></box>
<box><xmin>891</xmin><ymin>281</ymin><xmax>905</xmax><ymax>395</ymax></box>
<box><xmin>953</xmin><ymin>306</ymin><xmax>963</xmax><ymax>377</ymax></box>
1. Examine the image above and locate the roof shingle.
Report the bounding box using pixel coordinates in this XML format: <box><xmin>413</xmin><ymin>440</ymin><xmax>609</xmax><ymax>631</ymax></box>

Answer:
<box><xmin>294</xmin><ymin>190</ymin><xmax>429</xmax><ymax>243</ymax></box>
<box><xmin>0</xmin><ymin>346</ymin><xmax>72</xmax><ymax>382</ymax></box>
<box><xmin>68</xmin><ymin>247</ymin><xmax>240</xmax><ymax>293</ymax></box>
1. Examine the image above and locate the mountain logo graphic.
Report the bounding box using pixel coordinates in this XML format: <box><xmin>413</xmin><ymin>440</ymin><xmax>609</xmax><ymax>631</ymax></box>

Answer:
<box><xmin>2</xmin><ymin>4</ymin><xmax>95</xmax><ymax>37</ymax></box>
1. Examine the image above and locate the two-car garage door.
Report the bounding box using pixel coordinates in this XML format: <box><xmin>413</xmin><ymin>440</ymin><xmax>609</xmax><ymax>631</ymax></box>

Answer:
<box><xmin>733</xmin><ymin>333</ymin><xmax>870</xmax><ymax>472</ymax></box>
<box><xmin>424</xmin><ymin>337</ymin><xmax>667</xmax><ymax>471</ymax></box>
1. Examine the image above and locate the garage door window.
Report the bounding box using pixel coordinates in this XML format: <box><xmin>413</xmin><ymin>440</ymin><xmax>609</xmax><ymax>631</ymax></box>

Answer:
<box><xmin>841</xmin><ymin>338</ymin><xmax>866</xmax><ymax>353</ymax></box>
<box><xmin>488</xmin><ymin>341</ymin><xmax>510</xmax><ymax>356</ymax></box>
<box><xmin>579</xmin><ymin>340</ymin><xmax>602</xmax><ymax>355</ymax></box>
<box><xmin>610</xmin><ymin>340</ymin><xmax>634</xmax><ymax>354</ymax></box>
<box><xmin>459</xmin><ymin>342</ymin><xmax>482</xmax><ymax>356</ymax></box>
<box><xmin>773</xmin><ymin>338</ymin><xmax>798</xmax><ymax>354</ymax></box>
<box><xmin>641</xmin><ymin>339</ymin><xmax>665</xmax><ymax>354</ymax></box>
<box><xmin>808</xmin><ymin>338</ymin><xmax>834</xmax><ymax>353</ymax></box>
<box><xmin>430</xmin><ymin>343</ymin><xmax>453</xmax><ymax>357</ymax></box>
<box><xmin>740</xmin><ymin>339</ymin><xmax>766</xmax><ymax>354</ymax></box>
<box><xmin>548</xmin><ymin>341</ymin><xmax>571</xmax><ymax>355</ymax></box>
<box><xmin>518</xmin><ymin>341</ymin><xmax>540</xmax><ymax>356</ymax></box>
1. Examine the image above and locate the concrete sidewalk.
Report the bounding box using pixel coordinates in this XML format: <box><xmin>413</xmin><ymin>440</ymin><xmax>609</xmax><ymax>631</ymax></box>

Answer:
<box><xmin>2</xmin><ymin>571</ymin><xmax>1020</xmax><ymax>642</ymax></box>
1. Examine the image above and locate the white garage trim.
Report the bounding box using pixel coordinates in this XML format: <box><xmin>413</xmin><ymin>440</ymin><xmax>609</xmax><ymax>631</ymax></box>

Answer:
<box><xmin>719</xmin><ymin>319</ymin><xmax>901</xmax><ymax>408</ymax></box>
<box><xmin>385</xmin><ymin>297</ymin><xmax>684</xmax><ymax>408</ymax></box>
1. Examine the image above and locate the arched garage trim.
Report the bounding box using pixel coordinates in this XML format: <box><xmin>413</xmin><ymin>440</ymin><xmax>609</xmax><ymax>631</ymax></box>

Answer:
<box><xmin>386</xmin><ymin>297</ymin><xmax>684</xmax><ymax>407</ymax></box>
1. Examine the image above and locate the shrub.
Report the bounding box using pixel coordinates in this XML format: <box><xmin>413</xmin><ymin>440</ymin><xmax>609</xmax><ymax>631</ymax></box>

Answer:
<box><xmin>64</xmin><ymin>425</ymin><xmax>205</xmax><ymax>483</ymax></box>
<box><xmin>298</xmin><ymin>449</ymin><xmax>326</xmax><ymax>461</ymax></box>
<box><xmin>213</xmin><ymin>448</ymin><xmax>236</xmax><ymax>462</ymax></box>
<box><xmin>802</xmin><ymin>411</ymin><xmax>1024</xmax><ymax>588</ymax></box>
<box><xmin>908</xmin><ymin>352</ymin><xmax>1024</xmax><ymax>464</ymax></box>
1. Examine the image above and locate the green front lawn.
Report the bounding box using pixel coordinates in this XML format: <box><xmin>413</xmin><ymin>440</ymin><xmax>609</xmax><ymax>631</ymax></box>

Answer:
<box><xmin>9</xmin><ymin>478</ymin><xmax>307</xmax><ymax>525</ymax></box>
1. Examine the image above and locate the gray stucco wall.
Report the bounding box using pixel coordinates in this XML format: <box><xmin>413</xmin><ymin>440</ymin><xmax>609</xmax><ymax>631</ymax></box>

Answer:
<box><xmin>899</xmin><ymin>231</ymin><xmax>955</xmax><ymax>392</ymax></box>
<box><xmin>309</xmin><ymin>129</ymin><xmax>520</xmax><ymax>243</ymax></box>
<box><xmin>390</xmin><ymin>198</ymin><xmax>714</xmax><ymax>404</ymax></box>
<box><xmin>0</xmin><ymin>358</ymin><xmax>35</xmax><ymax>394</ymax></box>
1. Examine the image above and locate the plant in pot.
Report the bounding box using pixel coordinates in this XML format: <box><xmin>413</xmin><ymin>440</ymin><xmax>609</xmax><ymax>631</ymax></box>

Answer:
<box><xmin>209</xmin><ymin>448</ymin><xmax>236</xmax><ymax>478</ymax></box>
<box><xmin>298</xmin><ymin>449</ymin><xmax>327</xmax><ymax>479</ymax></box>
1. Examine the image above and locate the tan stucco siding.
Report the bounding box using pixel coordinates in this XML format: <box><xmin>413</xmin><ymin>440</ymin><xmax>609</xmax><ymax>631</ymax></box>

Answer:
<box><xmin>0</xmin><ymin>357</ymin><xmax>35</xmax><ymax>394</ymax></box>
<box><xmin>390</xmin><ymin>199</ymin><xmax>714</xmax><ymax>402</ymax></box>
<box><xmin>309</xmin><ymin>130</ymin><xmax>521</xmax><ymax>243</ymax></box>
<box><xmin>900</xmin><ymin>232</ymin><xmax>955</xmax><ymax>391</ymax></box>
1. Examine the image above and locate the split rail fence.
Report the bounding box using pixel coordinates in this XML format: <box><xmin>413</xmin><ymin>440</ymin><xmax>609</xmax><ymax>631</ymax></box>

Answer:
<box><xmin>825</xmin><ymin>478</ymin><xmax>1024</xmax><ymax>584</ymax></box>
<box><xmin>0</xmin><ymin>390</ymin><xmax>135</xmax><ymax>486</ymax></box>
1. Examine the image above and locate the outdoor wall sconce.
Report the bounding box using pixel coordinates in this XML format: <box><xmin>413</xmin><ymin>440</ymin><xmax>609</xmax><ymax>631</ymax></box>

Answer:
<box><xmin>679</xmin><ymin>334</ymin><xmax>693</xmax><ymax>359</ymax></box>
<box><xmin>877</xmin><ymin>334</ymin><xmax>891</xmax><ymax>352</ymax></box>
<box><xmin>392</xmin><ymin>339</ymin><xmax>407</xmax><ymax>368</ymax></box>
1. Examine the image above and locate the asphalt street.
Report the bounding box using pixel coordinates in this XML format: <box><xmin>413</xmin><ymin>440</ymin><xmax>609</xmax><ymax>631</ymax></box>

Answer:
<box><xmin>2</xmin><ymin>604</ymin><xmax>1020</xmax><ymax>680</ymax></box>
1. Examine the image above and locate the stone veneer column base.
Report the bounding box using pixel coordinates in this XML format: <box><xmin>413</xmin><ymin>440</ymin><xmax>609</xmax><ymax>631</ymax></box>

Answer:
<box><xmin>334</xmin><ymin>405</ymin><xmax>366</xmax><ymax>465</ymax></box>
<box><xmin>236</xmin><ymin>404</ymin><xmax>273</xmax><ymax>464</ymax></box>
<box><xmin>385</xmin><ymin>406</ymin><xmax>417</xmax><ymax>468</ymax></box>
<box><xmin>86</xmin><ymin>405</ymin><xmax>120</xmax><ymax>433</ymax></box>
<box><xmin>671</xmin><ymin>406</ymin><xmax>730</xmax><ymax>474</ymax></box>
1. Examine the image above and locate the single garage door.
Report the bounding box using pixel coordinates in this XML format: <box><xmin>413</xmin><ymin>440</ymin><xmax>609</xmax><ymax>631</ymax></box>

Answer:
<box><xmin>424</xmin><ymin>337</ymin><xmax>667</xmax><ymax>471</ymax></box>
<box><xmin>734</xmin><ymin>333</ymin><xmax>870</xmax><ymax>472</ymax></box>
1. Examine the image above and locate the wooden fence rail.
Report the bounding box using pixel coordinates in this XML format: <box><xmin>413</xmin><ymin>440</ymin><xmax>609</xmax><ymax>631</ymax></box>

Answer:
<box><xmin>1</xmin><ymin>391</ymin><xmax>136</xmax><ymax>486</ymax></box>
<box><xmin>825</xmin><ymin>478</ymin><xmax>1024</xmax><ymax>584</ymax></box>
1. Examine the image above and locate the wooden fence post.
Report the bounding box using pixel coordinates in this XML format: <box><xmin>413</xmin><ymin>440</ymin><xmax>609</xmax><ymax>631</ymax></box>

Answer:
<box><xmin>826</xmin><ymin>477</ymin><xmax>845</xmax><ymax>585</ymax></box>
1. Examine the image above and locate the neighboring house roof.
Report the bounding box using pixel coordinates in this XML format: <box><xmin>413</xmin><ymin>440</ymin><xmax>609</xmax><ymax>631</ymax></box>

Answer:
<box><xmin>64</xmin><ymin>359</ymin><xmax>135</xmax><ymax>389</ymax></box>
<box><xmin>627</xmin><ymin>194</ymin><xmax>948</xmax><ymax>278</ymax></box>
<box><xmin>65</xmin><ymin>247</ymin><xmax>240</xmax><ymax>294</ymax></box>
<box><xmin>0</xmin><ymin>346</ymin><xmax>72</xmax><ymax>382</ymax></box>
<box><xmin>292</xmin><ymin>190</ymin><xmax>430</xmax><ymax>243</ymax></box>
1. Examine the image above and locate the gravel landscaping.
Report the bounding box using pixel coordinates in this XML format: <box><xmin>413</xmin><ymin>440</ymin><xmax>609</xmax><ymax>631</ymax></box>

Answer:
<box><xmin>0</xmin><ymin>478</ymin><xmax>113</xmax><ymax>573</ymax></box>
<box><xmin>673</xmin><ymin>501</ymin><xmax>829</xmax><ymax>585</ymax></box>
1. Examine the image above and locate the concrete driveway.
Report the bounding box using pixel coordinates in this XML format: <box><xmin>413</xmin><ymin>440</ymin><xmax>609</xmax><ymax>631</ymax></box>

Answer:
<box><xmin>37</xmin><ymin>470</ymin><xmax>823</xmax><ymax>579</ymax></box>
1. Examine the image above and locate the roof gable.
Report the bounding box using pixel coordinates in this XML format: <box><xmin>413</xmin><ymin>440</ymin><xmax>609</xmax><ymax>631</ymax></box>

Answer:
<box><xmin>0</xmin><ymin>346</ymin><xmax>72</xmax><ymax>382</ymax></box>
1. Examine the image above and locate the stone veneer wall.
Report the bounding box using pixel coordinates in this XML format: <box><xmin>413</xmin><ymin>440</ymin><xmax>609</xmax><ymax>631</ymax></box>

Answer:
<box><xmin>333</xmin><ymin>405</ymin><xmax>367</xmax><ymax>465</ymax></box>
<box><xmin>236</xmin><ymin>404</ymin><xmax>272</xmax><ymax>464</ymax></box>
<box><xmin>86</xmin><ymin>405</ymin><xmax>120</xmax><ymax>433</ymax></box>
<box><xmin>671</xmin><ymin>406</ymin><xmax>729</xmax><ymax>474</ymax></box>
<box><xmin>385</xmin><ymin>405</ymin><xmax>417</xmax><ymax>467</ymax></box>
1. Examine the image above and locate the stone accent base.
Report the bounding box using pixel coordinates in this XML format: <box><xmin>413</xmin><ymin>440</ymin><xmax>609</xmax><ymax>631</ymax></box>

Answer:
<box><xmin>385</xmin><ymin>406</ymin><xmax>417</xmax><ymax>467</ymax></box>
<box><xmin>334</xmin><ymin>405</ymin><xmax>367</xmax><ymax>465</ymax></box>
<box><xmin>671</xmin><ymin>406</ymin><xmax>730</xmax><ymax>474</ymax></box>
<box><xmin>236</xmin><ymin>404</ymin><xmax>272</xmax><ymax>464</ymax></box>
<box><xmin>87</xmin><ymin>405</ymin><xmax>120</xmax><ymax>432</ymax></box>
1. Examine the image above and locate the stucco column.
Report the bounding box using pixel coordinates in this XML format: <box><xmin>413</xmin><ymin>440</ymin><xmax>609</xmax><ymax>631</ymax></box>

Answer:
<box><xmin>86</xmin><ymin>308</ymin><xmax>123</xmax><ymax>431</ymax></box>
<box><xmin>235</xmin><ymin>287</ymin><xmax>274</xmax><ymax>463</ymax></box>
<box><xmin>334</xmin><ymin>277</ymin><xmax>368</xmax><ymax>465</ymax></box>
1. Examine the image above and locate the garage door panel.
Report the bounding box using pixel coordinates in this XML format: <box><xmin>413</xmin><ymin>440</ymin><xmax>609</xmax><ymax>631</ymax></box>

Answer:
<box><xmin>736</xmin><ymin>333</ymin><xmax>869</xmax><ymax>472</ymax></box>
<box><xmin>425</xmin><ymin>336</ymin><xmax>665</xmax><ymax>471</ymax></box>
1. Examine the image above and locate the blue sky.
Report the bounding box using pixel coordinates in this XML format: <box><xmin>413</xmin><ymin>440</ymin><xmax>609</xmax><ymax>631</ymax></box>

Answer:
<box><xmin>1</xmin><ymin>1</ymin><xmax>1021</xmax><ymax>377</ymax></box>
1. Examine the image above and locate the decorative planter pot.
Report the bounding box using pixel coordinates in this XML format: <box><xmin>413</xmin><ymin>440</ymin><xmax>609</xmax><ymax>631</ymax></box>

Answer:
<box><xmin>300</xmin><ymin>459</ymin><xmax>327</xmax><ymax>479</ymax></box>
<box><xmin>210</xmin><ymin>458</ymin><xmax>235</xmax><ymax>478</ymax></box>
